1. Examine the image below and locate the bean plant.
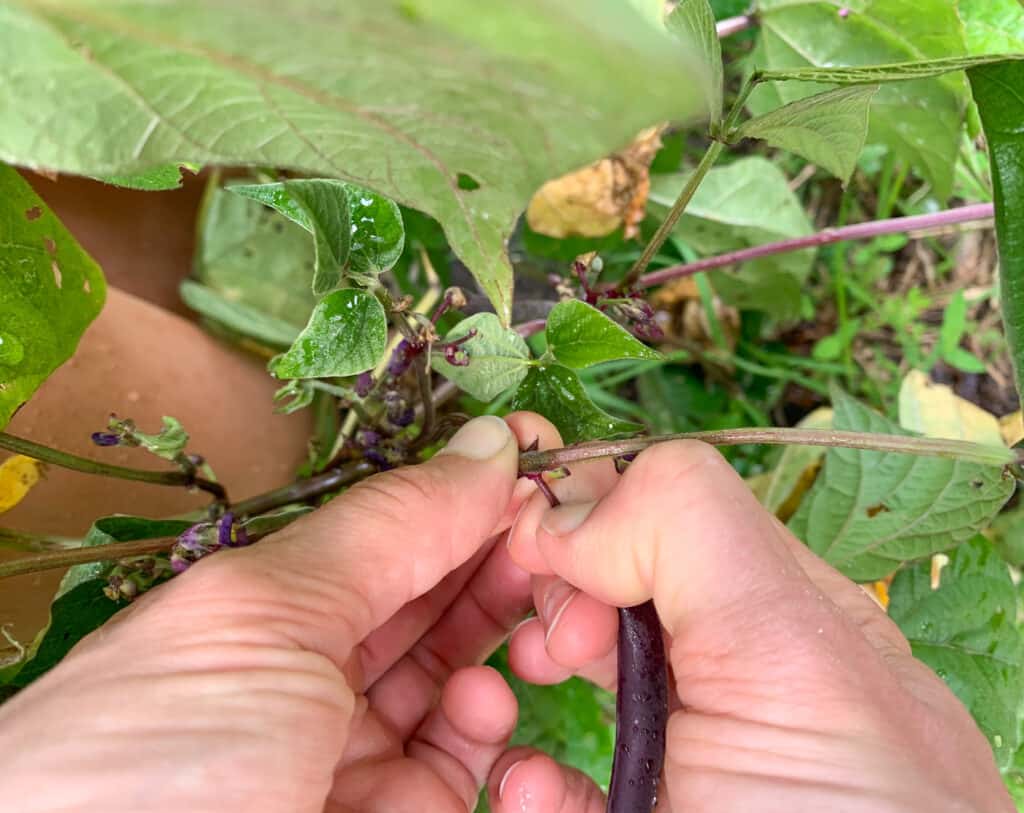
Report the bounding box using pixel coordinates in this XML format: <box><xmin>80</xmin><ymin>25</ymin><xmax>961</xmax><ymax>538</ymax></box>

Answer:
<box><xmin>1</xmin><ymin>0</ymin><xmax>1024</xmax><ymax>810</ymax></box>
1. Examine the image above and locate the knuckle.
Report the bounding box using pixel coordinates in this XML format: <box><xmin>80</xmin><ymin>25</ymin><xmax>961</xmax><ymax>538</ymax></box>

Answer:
<box><xmin>344</xmin><ymin>465</ymin><xmax>453</xmax><ymax>527</ymax></box>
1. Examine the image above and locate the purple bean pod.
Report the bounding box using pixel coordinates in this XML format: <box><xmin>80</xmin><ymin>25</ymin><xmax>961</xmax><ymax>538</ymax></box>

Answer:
<box><xmin>607</xmin><ymin>600</ymin><xmax>668</xmax><ymax>813</ymax></box>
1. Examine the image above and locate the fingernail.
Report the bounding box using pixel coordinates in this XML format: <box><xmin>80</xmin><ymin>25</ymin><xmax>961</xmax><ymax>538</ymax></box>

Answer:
<box><xmin>439</xmin><ymin>415</ymin><xmax>512</xmax><ymax>461</ymax></box>
<box><xmin>498</xmin><ymin>758</ymin><xmax>526</xmax><ymax>801</ymax></box>
<box><xmin>540</xmin><ymin>500</ymin><xmax>597</xmax><ymax>536</ymax></box>
<box><xmin>542</xmin><ymin>582</ymin><xmax>578</xmax><ymax>645</ymax></box>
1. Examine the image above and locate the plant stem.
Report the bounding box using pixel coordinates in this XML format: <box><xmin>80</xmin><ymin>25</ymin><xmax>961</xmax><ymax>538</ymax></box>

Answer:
<box><xmin>624</xmin><ymin>141</ymin><xmax>725</xmax><ymax>286</ymax></box>
<box><xmin>0</xmin><ymin>461</ymin><xmax>378</xmax><ymax>581</ymax></box>
<box><xmin>0</xmin><ymin>528</ymin><xmax>81</xmax><ymax>553</ymax></box>
<box><xmin>518</xmin><ymin>428</ymin><xmax>1018</xmax><ymax>474</ymax></box>
<box><xmin>0</xmin><ymin>432</ymin><xmax>226</xmax><ymax>499</ymax></box>
<box><xmin>635</xmin><ymin>203</ymin><xmax>995</xmax><ymax>289</ymax></box>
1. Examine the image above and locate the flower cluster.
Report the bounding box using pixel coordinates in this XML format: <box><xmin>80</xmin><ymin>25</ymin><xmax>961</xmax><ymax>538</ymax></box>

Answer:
<box><xmin>169</xmin><ymin>512</ymin><xmax>251</xmax><ymax>573</ymax></box>
<box><xmin>104</xmin><ymin>556</ymin><xmax>174</xmax><ymax>602</ymax></box>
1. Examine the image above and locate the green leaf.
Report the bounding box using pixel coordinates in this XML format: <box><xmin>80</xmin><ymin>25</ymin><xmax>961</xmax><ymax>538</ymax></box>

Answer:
<box><xmin>180</xmin><ymin>280</ymin><xmax>301</xmax><ymax>348</ymax></box>
<box><xmin>733</xmin><ymin>85</ymin><xmax>879</xmax><ymax>183</ymax></box>
<box><xmin>939</xmin><ymin>290</ymin><xmax>969</xmax><ymax>353</ymax></box>
<box><xmin>756</xmin><ymin>54</ymin><xmax>1024</xmax><ymax>86</ymax></box>
<box><xmin>270</xmin><ymin>289</ymin><xmax>387</xmax><ymax>379</ymax></box>
<box><xmin>231</xmin><ymin>180</ymin><xmax>351</xmax><ymax>296</ymax></box>
<box><xmin>943</xmin><ymin>346</ymin><xmax>989</xmax><ymax>374</ymax></box>
<box><xmin>812</xmin><ymin>318</ymin><xmax>862</xmax><ymax>361</ymax></box>
<box><xmin>195</xmin><ymin>184</ymin><xmax>318</xmax><ymax>330</ymax></box>
<box><xmin>430</xmin><ymin>313</ymin><xmax>532</xmax><ymax>402</ymax></box>
<box><xmin>748</xmin><ymin>0</ymin><xmax>972</xmax><ymax>200</ymax></box>
<box><xmin>0</xmin><ymin>0</ymin><xmax>703</xmax><ymax>324</ymax></box>
<box><xmin>96</xmin><ymin>161</ymin><xmax>200</xmax><ymax>190</ymax></box>
<box><xmin>969</xmin><ymin>61</ymin><xmax>1024</xmax><ymax>402</ymax></box>
<box><xmin>511</xmin><ymin>364</ymin><xmax>641</xmax><ymax>444</ymax></box>
<box><xmin>546</xmin><ymin>301</ymin><xmax>662</xmax><ymax>369</ymax></box>
<box><xmin>11</xmin><ymin>580</ymin><xmax>124</xmax><ymax>689</ymax></box>
<box><xmin>788</xmin><ymin>387</ymin><xmax>1014</xmax><ymax>581</ymax></box>
<box><xmin>650</xmin><ymin>156</ymin><xmax>814</xmax><ymax>318</ymax></box>
<box><xmin>0</xmin><ymin>164</ymin><xmax>106</xmax><ymax>429</ymax></box>
<box><xmin>959</xmin><ymin>0</ymin><xmax>1024</xmax><ymax>54</ymax></box>
<box><xmin>668</xmin><ymin>0</ymin><xmax>723</xmax><ymax>127</ymax></box>
<box><xmin>889</xmin><ymin>536</ymin><xmax>1023</xmax><ymax>768</ymax></box>
<box><xmin>131</xmin><ymin>417</ymin><xmax>189</xmax><ymax>463</ymax></box>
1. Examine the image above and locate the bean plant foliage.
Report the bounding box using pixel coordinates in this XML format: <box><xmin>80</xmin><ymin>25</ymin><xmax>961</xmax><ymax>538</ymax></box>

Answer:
<box><xmin>2</xmin><ymin>0</ymin><xmax>1024</xmax><ymax>808</ymax></box>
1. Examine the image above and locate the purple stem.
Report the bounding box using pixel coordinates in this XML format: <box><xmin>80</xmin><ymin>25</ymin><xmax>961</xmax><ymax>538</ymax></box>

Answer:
<box><xmin>636</xmin><ymin>203</ymin><xmax>994</xmax><ymax>290</ymax></box>
<box><xmin>516</xmin><ymin>319</ymin><xmax>547</xmax><ymax>339</ymax></box>
<box><xmin>716</xmin><ymin>14</ymin><xmax>754</xmax><ymax>38</ymax></box>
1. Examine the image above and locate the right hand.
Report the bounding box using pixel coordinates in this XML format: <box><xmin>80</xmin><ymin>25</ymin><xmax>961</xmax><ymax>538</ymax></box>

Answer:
<box><xmin>496</xmin><ymin>419</ymin><xmax>1012</xmax><ymax>812</ymax></box>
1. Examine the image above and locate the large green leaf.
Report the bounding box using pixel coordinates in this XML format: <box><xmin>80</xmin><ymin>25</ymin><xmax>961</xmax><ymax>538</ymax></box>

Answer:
<box><xmin>733</xmin><ymin>85</ymin><xmax>879</xmax><ymax>183</ymax></box>
<box><xmin>511</xmin><ymin>364</ymin><xmax>641</xmax><ymax>444</ymax></box>
<box><xmin>270</xmin><ymin>289</ymin><xmax>387</xmax><ymax>379</ymax></box>
<box><xmin>430</xmin><ymin>313</ymin><xmax>533</xmax><ymax>402</ymax></box>
<box><xmin>889</xmin><ymin>536</ymin><xmax>1023</xmax><ymax>769</ymax></box>
<box><xmin>545</xmin><ymin>300</ymin><xmax>661</xmax><ymax>370</ymax></box>
<box><xmin>180</xmin><ymin>280</ymin><xmax>301</xmax><ymax>348</ymax></box>
<box><xmin>788</xmin><ymin>388</ymin><xmax>1015</xmax><ymax>581</ymax></box>
<box><xmin>0</xmin><ymin>1</ymin><xmax>703</xmax><ymax>324</ymax></box>
<box><xmin>969</xmin><ymin>61</ymin><xmax>1024</xmax><ymax>402</ymax></box>
<box><xmin>749</xmin><ymin>0</ymin><xmax>970</xmax><ymax>199</ymax></box>
<box><xmin>667</xmin><ymin>0</ymin><xmax>723</xmax><ymax>127</ymax></box>
<box><xmin>0</xmin><ymin>164</ymin><xmax>106</xmax><ymax>429</ymax></box>
<box><xmin>650</xmin><ymin>157</ymin><xmax>814</xmax><ymax>318</ymax></box>
<box><xmin>195</xmin><ymin>184</ymin><xmax>319</xmax><ymax>330</ymax></box>
<box><xmin>959</xmin><ymin>0</ymin><xmax>1024</xmax><ymax>54</ymax></box>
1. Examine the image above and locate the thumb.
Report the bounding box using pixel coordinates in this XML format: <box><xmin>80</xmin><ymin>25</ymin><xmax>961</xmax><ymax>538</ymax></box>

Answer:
<box><xmin>173</xmin><ymin>415</ymin><xmax>520</xmax><ymax>666</ymax></box>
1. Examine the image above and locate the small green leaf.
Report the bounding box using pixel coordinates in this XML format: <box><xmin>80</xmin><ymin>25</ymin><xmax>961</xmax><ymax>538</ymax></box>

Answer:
<box><xmin>0</xmin><ymin>164</ymin><xmax>107</xmax><ymax>429</ymax></box>
<box><xmin>969</xmin><ymin>61</ymin><xmax>1024</xmax><ymax>401</ymax></box>
<box><xmin>889</xmin><ymin>536</ymin><xmax>1023</xmax><ymax>769</ymax></box>
<box><xmin>757</xmin><ymin>54</ymin><xmax>1024</xmax><ymax>87</ymax></box>
<box><xmin>129</xmin><ymin>417</ymin><xmax>189</xmax><ymax>463</ymax></box>
<box><xmin>788</xmin><ymin>387</ymin><xmax>1014</xmax><ymax>581</ymax></box>
<box><xmin>231</xmin><ymin>179</ymin><xmax>351</xmax><ymax>296</ymax></box>
<box><xmin>11</xmin><ymin>580</ymin><xmax>124</xmax><ymax>689</ymax></box>
<box><xmin>812</xmin><ymin>318</ymin><xmax>861</xmax><ymax>361</ymax></box>
<box><xmin>271</xmin><ymin>289</ymin><xmax>387</xmax><ymax>379</ymax></box>
<box><xmin>667</xmin><ymin>0</ymin><xmax>723</xmax><ymax>127</ymax></box>
<box><xmin>231</xmin><ymin>181</ymin><xmax>405</xmax><ymax>283</ymax></box>
<box><xmin>943</xmin><ymin>347</ymin><xmax>989</xmax><ymax>374</ymax></box>
<box><xmin>180</xmin><ymin>280</ymin><xmax>301</xmax><ymax>348</ymax></box>
<box><xmin>430</xmin><ymin>313</ymin><xmax>532</xmax><ymax>402</ymax></box>
<box><xmin>546</xmin><ymin>301</ymin><xmax>661</xmax><ymax>370</ymax></box>
<box><xmin>96</xmin><ymin>162</ymin><xmax>200</xmax><ymax>190</ymax></box>
<box><xmin>511</xmin><ymin>364</ymin><xmax>641</xmax><ymax>444</ymax></box>
<box><xmin>733</xmin><ymin>85</ymin><xmax>879</xmax><ymax>183</ymax></box>
<box><xmin>939</xmin><ymin>290</ymin><xmax>969</xmax><ymax>354</ymax></box>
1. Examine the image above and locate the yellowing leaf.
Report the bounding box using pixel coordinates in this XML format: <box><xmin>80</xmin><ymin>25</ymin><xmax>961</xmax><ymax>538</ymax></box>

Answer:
<box><xmin>526</xmin><ymin>128</ymin><xmax>663</xmax><ymax>239</ymax></box>
<box><xmin>897</xmin><ymin>370</ymin><xmax>1004</xmax><ymax>446</ymax></box>
<box><xmin>760</xmin><ymin>407</ymin><xmax>833</xmax><ymax>520</ymax></box>
<box><xmin>869</xmin><ymin>579</ymin><xmax>890</xmax><ymax>610</ymax></box>
<box><xmin>0</xmin><ymin>455</ymin><xmax>44</xmax><ymax>514</ymax></box>
<box><xmin>1000</xmin><ymin>410</ymin><xmax>1024</xmax><ymax>447</ymax></box>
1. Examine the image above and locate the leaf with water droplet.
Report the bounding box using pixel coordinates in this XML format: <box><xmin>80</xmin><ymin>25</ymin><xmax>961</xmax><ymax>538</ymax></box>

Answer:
<box><xmin>270</xmin><ymin>289</ymin><xmax>387</xmax><ymax>379</ymax></box>
<box><xmin>0</xmin><ymin>163</ymin><xmax>106</xmax><ymax>429</ymax></box>
<box><xmin>889</xmin><ymin>536</ymin><xmax>1023</xmax><ymax>770</ymax></box>
<box><xmin>546</xmin><ymin>300</ymin><xmax>661</xmax><ymax>370</ymax></box>
<box><xmin>510</xmin><ymin>363</ymin><xmax>641</xmax><ymax>444</ymax></box>
<box><xmin>430</xmin><ymin>312</ymin><xmax>532</xmax><ymax>402</ymax></box>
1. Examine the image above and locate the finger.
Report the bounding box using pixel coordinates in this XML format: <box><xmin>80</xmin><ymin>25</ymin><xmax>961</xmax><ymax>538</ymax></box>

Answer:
<box><xmin>532</xmin><ymin>576</ymin><xmax>618</xmax><ymax>672</ymax></box>
<box><xmin>508</xmin><ymin>441</ymin><xmax>902</xmax><ymax>723</ymax></box>
<box><xmin>488</xmin><ymin>749</ymin><xmax>606</xmax><ymax>813</ymax></box>
<box><xmin>508</xmin><ymin>615</ymin><xmax>618</xmax><ymax>690</ymax></box>
<box><xmin>356</xmin><ymin>541</ymin><xmax>494</xmax><ymax>688</ymax></box>
<box><xmin>367</xmin><ymin>537</ymin><xmax>533</xmax><ymax>738</ymax></box>
<box><xmin>407</xmin><ymin>666</ymin><xmax>518</xmax><ymax>810</ymax></box>
<box><xmin>163</xmin><ymin>415</ymin><xmax>519</xmax><ymax>668</ymax></box>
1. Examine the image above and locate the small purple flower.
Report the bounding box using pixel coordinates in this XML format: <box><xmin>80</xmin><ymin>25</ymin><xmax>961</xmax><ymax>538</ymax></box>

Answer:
<box><xmin>385</xmin><ymin>392</ymin><xmax>415</xmax><ymax>428</ymax></box>
<box><xmin>170</xmin><ymin>521</ymin><xmax>218</xmax><ymax>573</ymax></box>
<box><xmin>439</xmin><ymin>329</ymin><xmax>476</xmax><ymax>368</ymax></box>
<box><xmin>91</xmin><ymin>432</ymin><xmax>121</xmax><ymax>447</ymax></box>
<box><xmin>217</xmin><ymin>512</ymin><xmax>235</xmax><ymax>548</ymax></box>
<box><xmin>387</xmin><ymin>339</ymin><xmax>416</xmax><ymax>377</ymax></box>
<box><xmin>838</xmin><ymin>7</ymin><xmax>850</xmax><ymax>17</ymax></box>
<box><xmin>355</xmin><ymin>372</ymin><xmax>374</xmax><ymax>398</ymax></box>
<box><xmin>614</xmin><ymin>453</ymin><xmax>638</xmax><ymax>474</ymax></box>
<box><xmin>363</xmin><ymin>447</ymin><xmax>392</xmax><ymax>470</ymax></box>
<box><xmin>356</xmin><ymin>429</ymin><xmax>383</xmax><ymax>449</ymax></box>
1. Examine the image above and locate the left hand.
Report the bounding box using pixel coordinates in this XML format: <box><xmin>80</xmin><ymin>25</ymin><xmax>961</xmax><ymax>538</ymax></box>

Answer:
<box><xmin>0</xmin><ymin>414</ymin><xmax>543</xmax><ymax>813</ymax></box>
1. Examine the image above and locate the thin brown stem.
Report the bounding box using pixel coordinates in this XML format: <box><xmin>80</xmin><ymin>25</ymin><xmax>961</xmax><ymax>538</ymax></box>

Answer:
<box><xmin>518</xmin><ymin>428</ymin><xmax>1018</xmax><ymax>474</ymax></box>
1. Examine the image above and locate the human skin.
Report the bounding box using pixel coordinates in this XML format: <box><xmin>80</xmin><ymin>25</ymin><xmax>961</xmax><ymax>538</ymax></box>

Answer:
<box><xmin>0</xmin><ymin>413</ymin><xmax>1013</xmax><ymax>812</ymax></box>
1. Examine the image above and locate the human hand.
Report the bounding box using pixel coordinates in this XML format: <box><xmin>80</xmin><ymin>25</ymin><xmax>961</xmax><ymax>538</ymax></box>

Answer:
<box><xmin>501</xmin><ymin>420</ymin><xmax>1013</xmax><ymax>812</ymax></box>
<box><xmin>0</xmin><ymin>414</ymin><xmax>543</xmax><ymax>813</ymax></box>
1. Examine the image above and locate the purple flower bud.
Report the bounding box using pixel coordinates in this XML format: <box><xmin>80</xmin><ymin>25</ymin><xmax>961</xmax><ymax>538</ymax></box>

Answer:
<box><xmin>356</xmin><ymin>429</ymin><xmax>383</xmax><ymax>449</ymax></box>
<box><xmin>218</xmin><ymin>513</ymin><xmax>235</xmax><ymax>548</ymax></box>
<box><xmin>385</xmin><ymin>391</ymin><xmax>415</xmax><ymax>428</ymax></box>
<box><xmin>170</xmin><ymin>521</ymin><xmax>220</xmax><ymax>571</ymax></box>
<box><xmin>838</xmin><ymin>7</ymin><xmax>850</xmax><ymax>16</ymax></box>
<box><xmin>439</xmin><ymin>329</ymin><xmax>476</xmax><ymax>368</ymax></box>
<box><xmin>388</xmin><ymin>339</ymin><xmax>416</xmax><ymax>377</ymax></box>
<box><xmin>91</xmin><ymin>432</ymin><xmax>121</xmax><ymax>447</ymax></box>
<box><xmin>614</xmin><ymin>453</ymin><xmax>637</xmax><ymax>474</ymax></box>
<box><xmin>363</xmin><ymin>447</ymin><xmax>392</xmax><ymax>470</ymax></box>
<box><xmin>355</xmin><ymin>372</ymin><xmax>374</xmax><ymax>398</ymax></box>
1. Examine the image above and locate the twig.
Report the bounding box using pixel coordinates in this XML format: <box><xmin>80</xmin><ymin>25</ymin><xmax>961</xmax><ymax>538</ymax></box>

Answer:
<box><xmin>716</xmin><ymin>14</ymin><xmax>754</xmax><ymax>38</ymax></box>
<box><xmin>518</xmin><ymin>428</ymin><xmax>1018</xmax><ymax>474</ymax></box>
<box><xmin>0</xmin><ymin>461</ymin><xmax>378</xmax><ymax>581</ymax></box>
<box><xmin>0</xmin><ymin>528</ymin><xmax>81</xmax><ymax>553</ymax></box>
<box><xmin>635</xmin><ymin>204</ymin><xmax>995</xmax><ymax>290</ymax></box>
<box><xmin>0</xmin><ymin>432</ymin><xmax>225</xmax><ymax>499</ymax></box>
